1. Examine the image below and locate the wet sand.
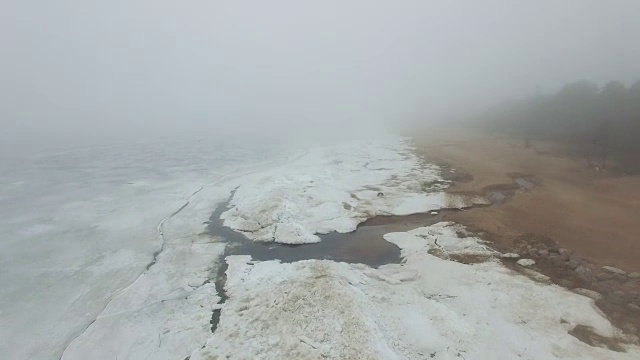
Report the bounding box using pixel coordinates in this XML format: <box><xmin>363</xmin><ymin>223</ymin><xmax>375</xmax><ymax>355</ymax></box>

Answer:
<box><xmin>414</xmin><ymin>129</ymin><xmax>640</xmax><ymax>272</ymax></box>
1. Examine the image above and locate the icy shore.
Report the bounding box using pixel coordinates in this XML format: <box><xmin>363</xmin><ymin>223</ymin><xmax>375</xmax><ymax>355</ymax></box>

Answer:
<box><xmin>192</xmin><ymin>222</ymin><xmax>640</xmax><ymax>360</ymax></box>
<box><xmin>189</xmin><ymin>137</ymin><xmax>639</xmax><ymax>359</ymax></box>
<box><xmin>9</xmin><ymin>137</ymin><xmax>638</xmax><ymax>359</ymax></box>
<box><xmin>222</xmin><ymin>139</ymin><xmax>484</xmax><ymax>244</ymax></box>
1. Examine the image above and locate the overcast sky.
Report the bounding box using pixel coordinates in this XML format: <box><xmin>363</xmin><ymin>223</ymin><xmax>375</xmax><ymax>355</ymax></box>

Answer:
<box><xmin>2</xmin><ymin>1</ymin><xmax>640</xmax><ymax>147</ymax></box>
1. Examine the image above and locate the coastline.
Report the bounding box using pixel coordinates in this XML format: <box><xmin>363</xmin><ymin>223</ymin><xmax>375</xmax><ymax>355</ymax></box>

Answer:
<box><xmin>413</xmin><ymin>128</ymin><xmax>640</xmax><ymax>337</ymax></box>
<box><xmin>45</xmin><ymin>135</ymin><xmax>640</xmax><ymax>359</ymax></box>
<box><xmin>189</xmin><ymin>136</ymin><xmax>640</xmax><ymax>359</ymax></box>
<box><xmin>413</xmin><ymin>129</ymin><xmax>640</xmax><ymax>271</ymax></box>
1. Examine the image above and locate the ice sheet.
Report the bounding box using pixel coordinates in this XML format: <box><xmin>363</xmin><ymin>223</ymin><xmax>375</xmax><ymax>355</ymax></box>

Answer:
<box><xmin>0</xmin><ymin>140</ymin><xmax>289</xmax><ymax>359</ymax></box>
<box><xmin>60</xmin><ymin>184</ymin><xmax>232</xmax><ymax>360</ymax></box>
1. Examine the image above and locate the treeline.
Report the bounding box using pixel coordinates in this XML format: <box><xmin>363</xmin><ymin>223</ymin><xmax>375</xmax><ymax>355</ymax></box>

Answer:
<box><xmin>481</xmin><ymin>80</ymin><xmax>640</xmax><ymax>173</ymax></box>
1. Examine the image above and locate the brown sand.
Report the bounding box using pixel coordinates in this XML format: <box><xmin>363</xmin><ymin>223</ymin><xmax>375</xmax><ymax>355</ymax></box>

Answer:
<box><xmin>414</xmin><ymin>129</ymin><xmax>640</xmax><ymax>272</ymax></box>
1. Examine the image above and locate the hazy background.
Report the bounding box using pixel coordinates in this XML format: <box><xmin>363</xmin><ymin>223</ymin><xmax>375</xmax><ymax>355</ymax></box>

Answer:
<box><xmin>2</xmin><ymin>1</ymin><xmax>640</xmax><ymax>149</ymax></box>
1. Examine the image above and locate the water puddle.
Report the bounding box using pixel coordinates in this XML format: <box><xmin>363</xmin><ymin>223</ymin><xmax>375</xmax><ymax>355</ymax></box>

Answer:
<box><xmin>205</xmin><ymin>202</ymin><xmax>410</xmax><ymax>268</ymax></box>
<box><xmin>209</xmin><ymin>260</ymin><xmax>228</xmax><ymax>333</ymax></box>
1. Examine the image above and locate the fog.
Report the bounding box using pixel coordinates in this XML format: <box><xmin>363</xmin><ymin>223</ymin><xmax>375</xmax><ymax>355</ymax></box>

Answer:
<box><xmin>2</xmin><ymin>1</ymin><xmax>640</xmax><ymax>148</ymax></box>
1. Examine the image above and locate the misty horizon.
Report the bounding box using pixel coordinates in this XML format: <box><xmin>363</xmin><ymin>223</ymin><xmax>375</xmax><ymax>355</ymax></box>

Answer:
<box><xmin>2</xmin><ymin>1</ymin><xmax>640</xmax><ymax>149</ymax></box>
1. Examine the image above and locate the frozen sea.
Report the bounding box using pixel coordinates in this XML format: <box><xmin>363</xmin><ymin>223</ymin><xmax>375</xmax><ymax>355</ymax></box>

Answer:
<box><xmin>0</xmin><ymin>138</ymin><xmax>290</xmax><ymax>359</ymax></box>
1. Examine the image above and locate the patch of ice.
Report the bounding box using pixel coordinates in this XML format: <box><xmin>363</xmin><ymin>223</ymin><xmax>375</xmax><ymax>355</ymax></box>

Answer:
<box><xmin>384</xmin><ymin>222</ymin><xmax>497</xmax><ymax>258</ymax></box>
<box><xmin>61</xmin><ymin>244</ymin><xmax>224</xmax><ymax>360</ymax></box>
<box><xmin>572</xmin><ymin>288</ymin><xmax>604</xmax><ymax>301</ymax></box>
<box><xmin>191</xmin><ymin>222</ymin><xmax>639</xmax><ymax>359</ymax></box>
<box><xmin>0</xmin><ymin>140</ymin><xmax>296</xmax><ymax>359</ymax></box>
<box><xmin>517</xmin><ymin>259</ymin><xmax>536</xmax><ymax>267</ymax></box>
<box><xmin>60</xmin><ymin>184</ymin><xmax>234</xmax><ymax>360</ymax></box>
<box><xmin>222</xmin><ymin>138</ymin><xmax>471</xmax><ymax>244</ymax></box>
<box><xmin>602</xmin><ymin>266</ymin><xmax>626</xmax><ymax>275</ymax></box>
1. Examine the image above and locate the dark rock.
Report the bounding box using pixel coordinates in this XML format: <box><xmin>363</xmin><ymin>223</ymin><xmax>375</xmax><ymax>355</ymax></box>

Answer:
<box><xmin>595</xmin><ymin>272</ymin><xmax>616</xmax><ymax>281</ymax></box>
<box><xmin>550</xmin><ymin>256</ymin><xmax>565</xmax><ymax>267</ymax></box>
<box><xmin>558</xmin><ymin>279</ymin><xmax>574</xmax><ymax>288</ymax></box>
<box><xmin>602</xmin><ymin>266</ymin><xmax>626</xmax><ymax>275</ymax></box>
<box><xmin>575</xmin><ymin>266</ymin><xmax>593</xmax><ymax>282</ymax></box>
<box><xmin>628</xmin><ymin>272</ymin><xmax>640</xmax><ymax>279</ymax></box>
<box><xmin>538</xmin><ymin>250</ymin><xmax>549</xmax><ymax>257</ymax></box>
<box><xmin>567</xmin><ymin>256</ymin><xmax>583</xmax><ymax>270</ymax></box>
<box><xmin>560</xmin><ymin>252</ymin><xmax>570</xmax><ymax>262</ymax></box>
<box><xmin>572</xmin><ymin>288</ymin><xmax>602</xmax><ymax>300</ymax></box>
<box><xmin>592</xmin><ymin>283</ymin><xmax>613</xmax><ymax>296</ymax></box>
<box><xmin>615</xmin><ymin>274</ymin><xmax>628</xmax><ymax>281</ymax></box>
<box><xmin>623</xmin><ymin>323</ymin><xmax>638</xmax><ymax>334</ymax></box>
<box><xmin>628</xmin><ymin>303</ymin><xmax>640</xmax><ymax>312</ymax></box>
<box><xmin>608</xmin><ymin>291</ymin><xmax>627</xmax><ymax>305</ymax></box>
<box><xmin>614</xmin><ymin>290</ymin><xmax>625</xmax><ymax>297</ymax></box>
<box><xmin>567</xmin><ymin>261</ymin><xmax>579</xmax><ymax>270</ymax></box>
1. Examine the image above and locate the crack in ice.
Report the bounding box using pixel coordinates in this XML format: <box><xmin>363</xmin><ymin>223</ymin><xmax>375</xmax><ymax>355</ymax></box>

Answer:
<box><xmin>59</xmin><ymin>182</ymin><xmax>210</xmax><ymax>359</ymax></box>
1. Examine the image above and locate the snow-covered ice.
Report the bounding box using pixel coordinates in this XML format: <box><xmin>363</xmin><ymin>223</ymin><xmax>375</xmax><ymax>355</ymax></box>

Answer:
<box><xmin>222</xmin><ymin>139</ymin><xmax>486</xmax><ymax>244</ymax></box>
<box><xmin>0</xmin><ymin>140</ymin><xmax>290</xmax><ymax>360</ymax></box>
<box><xmin>60</xmin><ymin>184</ymin><xmax>231</xmax><ymax>360</ymax></box>
<box><xmin>192</xmin><ymin>222</ymin><xmax>640</xmax><ymax>360</ymax></box>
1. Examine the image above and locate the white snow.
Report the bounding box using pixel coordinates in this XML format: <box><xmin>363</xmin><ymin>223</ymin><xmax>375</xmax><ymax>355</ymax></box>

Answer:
<box><xmin>0</xmin><ymin>140</ymin><xmax>292</xmax><ymax>360</ymax></box>
<box><xmin>517</xmin><ymin>259</ymin><xmax>537</xmax><ymax>267</ymax></box>
<box><xmin>192</xmin><ymin>222</ymin><xmax>640</xmax><ymax>360</ymax></box>
<box><xmin>222</xmin><ymin>139</ymin><xmax>487</xmax><ymax>244</ymax></box>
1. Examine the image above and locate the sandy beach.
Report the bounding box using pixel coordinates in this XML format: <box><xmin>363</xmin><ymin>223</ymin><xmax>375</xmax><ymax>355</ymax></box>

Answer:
<box><xmin>415</xmin><ymin>129</ymin><xmax>640</xmax><ymax>272</ymax></box>
<box><xmin>414</xmin><ymin>128</ymin><xmax>640</xmax><ymax>337</ymax></box>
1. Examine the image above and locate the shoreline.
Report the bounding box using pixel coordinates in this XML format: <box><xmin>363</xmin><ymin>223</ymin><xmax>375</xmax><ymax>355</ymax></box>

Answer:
<box><xmin>413</xmin><ymin>129</ymin><xmax>640</xmax><ymax>271</ymax></box>
<box><xmin>54</xmin><ymin>135</ymin><xmax>640</xmax><ymax>359</ymax></box>
<box><xmin>413</xmin><ymin>128</ymin><xmax>640</xmax><ymax>338</ymax></box>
